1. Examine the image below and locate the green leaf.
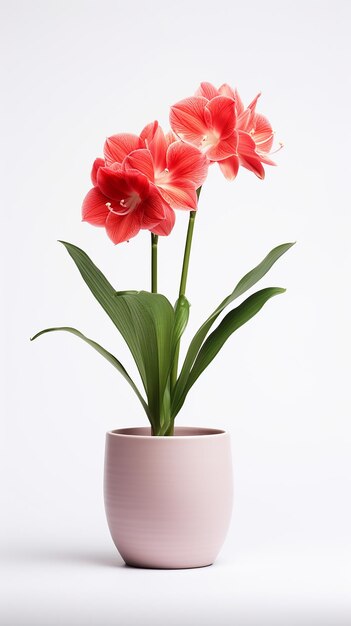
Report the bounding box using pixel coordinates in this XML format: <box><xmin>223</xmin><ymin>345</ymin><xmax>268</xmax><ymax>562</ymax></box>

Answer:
<box><xmin>171</xmin><ymin>287</ymin><xmax>286</xmax><ymax>417</ymax></box>
<box><xmin>30</xmin><ymin>326</ymin><xmax>150</xmax><ymax>419</ymax></box>
<box><xmin>59</xmin><ymin>240</ymin><xmax>147</xmax><ymax>386</ymax></box>
<box><xmin>121</xmin><ymin>291</ymin><xmax>174</xmax><ymax>427</ymax></box>
<box><xmin>58</xmin><ymin>242</ymin><xmax>174</xmax><ymax>431</ymax></box>
<box><xmin>174</xmin><ymin>242</ymin><xmax>294</xmax><ymax>408</ymax></box>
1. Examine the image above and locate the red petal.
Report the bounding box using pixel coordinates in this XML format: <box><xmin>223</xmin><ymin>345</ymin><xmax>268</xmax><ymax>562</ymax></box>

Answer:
<box><xmin>97</xmin><ymin>168</ymin><xmax>149</xmax><ymax>202</ymax></box>
<box><xmin>147</xmin><ymin>125</ymin><xmax>167</xmax><ymax>173</ymax></box>
<box><xmin>140</xmin><ymin>121</ymin><xmax>158</xmax><ymax>145</ymax></box>
<box><xmin>151</xmin><ymin>203</ymin><xmax>175</xmax><ymax>236</ymax></box>
<box><xmin>82</xmin><ymin>188</ymin><xmax>109</xmax><ymax>226</ymax></box>
<box><xmin>206</xmin><ymin>132</ymin><xmax>238</xmax><ymax>161</ymax></box>
<box><xmin>218</xmin><ymin>156</ymin><xmax>239</xmax><ymax>180</ymax></box>
<box><xmin>239</xmin><ymin>155</ymin><xmax>265</xmax><ymax>179</ymax></box>
<box><xmin>218</xmin><ymin>83</ymin><xmax>235</xmax><ymax>99</ymax></box>
<box><xmin>105</xmin><ymin>210</ymin><xmax>142</xmax><ymax>244</ymax></box>
<box><xmin>238</xmin><ymin>131</ymin><xmax>257</xmax><ymax>157</ymax></box>
<box><xmin>252</xmin><ymin>113</ymin><xmax>274</xmax><ymax>152</ymax></box>
<box><xmin>109</xmin><ymin>162</ymin><xmax>122</xmax><ymax>171</ymax></box>
<box><xmin>237</xmin><ymin>108</ymin><xmax>251</xmax><ymax>131</ymax></box>
<box><xmin>141</xmin><ymin>185</ymin><xmax>166</xmax><ymax>226</ymax></box>
<box><xmin>204</xmin><ymin>96</ymin><xmax>236</xmax><ymax>140</ymax></box>
<box><xmin>104</xmin><ymin>134</ymin><xmax>142</xmax><ymax>166</ymax></box>
<box><xmin>140</xmin><ymin>121</ymin><xmax>168</xmax><ymax>172</ymax></box>
<box><xmin>165</xmin><ymin>142</ymin><xmax>209</xmax><ymax>187</ymax></box>
<box><xmin>170</xmin><ymin>97</ymin><xmax>208</xmax><ymax>144</ymax></box>
<box><xmin>123</xmin><ymin>149</ymin><xmax>155</xmax><ymax>182</ymax></box>
<box><xmin>91</xmin><ymin>158</ymin><xmax>105</xmax><ymax>186</ymax></box>
<box><xmin>195</xmin><ymin>82</ymin><xmax>219</xmax><ymax>99</ymax></box>
<box><xmin>248</xmin><ymin>92</ymin><xmax>261</xmax><ymax>112</ymax></box>
<box><xmin>164</xmin><ymin>130</ymin><xmax>177</xmax><ymax>149</ymax></box>
<box><xmin>157</xmin><ymin>179</ymin><xmax>197</xmax><ymax>211</ymax></box>
<box><xmin>259</xmin><ymin>153</ymin><xmax>276</xmax><ymax>166</ymax></box>
<box><xmin>234</xmin><ymin>88</ymin><xmax>245</xmax><ymax>116</ymax></box>
<box><xmin>237</xmin><ymin>131</ymin><xmax>265</xmax><ymax>177</ymax></box>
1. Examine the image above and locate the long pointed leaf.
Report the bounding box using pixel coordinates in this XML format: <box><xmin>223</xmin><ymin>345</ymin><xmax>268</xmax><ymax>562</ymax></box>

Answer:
<box><xmin>59</xmin><ymin>242</ymin><xmax>175</xmax><ymax>428</ymax></box>
<box><xmin>175</xmin><ymin>242</ymin><xmax>294</xmax><ymax>403</ymax></box>
<box><xmin>30</xmin><ymin>326</ymin><xmax>151</xmax><ymax>420</ymax></box>
<box><xmin>59</xmin><ymin>241</ymin><xmax>148</xmax><ymax>391</ymax></box>
<box><xmin>171</xmin><ymin>287</ymin><xmax>285</xmax><ymax>417</ymax></box>
<box><xmin>122</xmin><ymin>292</ymin><xmax>174</xmax><ymax>425</ymax></box>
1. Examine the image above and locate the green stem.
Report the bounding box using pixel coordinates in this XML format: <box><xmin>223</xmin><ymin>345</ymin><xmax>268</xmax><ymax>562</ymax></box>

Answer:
<box><xmin>170</xmin><ymin>187</ymin><xmax>202</xmax><ymax>393</ymax></box>
<box><xmin>151</xmin><ymin>233</ymin><xmax>158</xmax><ymax>293</ymax></box>
<box><xmin>178</xmin><ymin>211</ymin><xmax>196</xmax><ymax>297</ymax></box>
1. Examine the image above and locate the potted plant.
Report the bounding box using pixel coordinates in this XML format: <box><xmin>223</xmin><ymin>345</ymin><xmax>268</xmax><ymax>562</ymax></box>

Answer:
<box><xmin>31</xmin><ymin>81</ymin><xmax>293</xmax><ymax>569</ymax></box>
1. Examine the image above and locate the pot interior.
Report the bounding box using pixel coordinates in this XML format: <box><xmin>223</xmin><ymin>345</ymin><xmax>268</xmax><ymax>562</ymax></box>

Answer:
<box><xmin>109</xmin><ymin>426</ymin><xmax>226</xmax><ymax>437</ymax></box>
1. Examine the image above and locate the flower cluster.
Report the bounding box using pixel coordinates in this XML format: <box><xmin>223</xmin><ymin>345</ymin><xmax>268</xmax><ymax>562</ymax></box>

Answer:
<box><xmin>33</xmin><ymin>80</ymin><xmax>291</xmax><ymax>441</ymax></box>
<box><xmin>82</xmin><ymin>82</ymin><xmax>279</xmax><ymax>244</ymax></box>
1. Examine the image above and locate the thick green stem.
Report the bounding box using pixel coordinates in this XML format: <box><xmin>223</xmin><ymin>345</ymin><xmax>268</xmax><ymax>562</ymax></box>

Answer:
<box><xmin>178</xmin><ymin>211</ymin><xmax>196</xmax><ymax>298</ymax></box>
<box><xmin>151</xmin><ymin>234</ymin><xmax>158</xmax><ymax>293</ymax></box>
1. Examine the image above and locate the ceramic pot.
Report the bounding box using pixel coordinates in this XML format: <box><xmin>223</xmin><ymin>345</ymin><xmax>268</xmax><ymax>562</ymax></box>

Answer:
<box><xmin>104</xmin><ymin>426</ymin><xmax>233</xmax><ymax>569</ymax></box>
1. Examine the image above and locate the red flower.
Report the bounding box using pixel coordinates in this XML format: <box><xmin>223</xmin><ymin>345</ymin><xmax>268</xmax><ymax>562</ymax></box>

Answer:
<box><xmin>170</xmin><ymin>81</ymin><xmax>280</xmax><ymax>181</ymax></box>
<box><xmin>126</xmin><ymin>122</ymin><xmax>208</xmax><ymax>210</ymax></box>
<box><xmin>83</xmin><ymin>122</ymin><xmax>208</xmax><ymax>243</ymax></box>
<box><xmin>82</xmin><ymin>166</ymin><xmax>167</xmax><ymax>244</ymax></box>
<box><xmin>170</xmin><ymin>94</ymin><xmax>238</xmax><ymax>178</ymax></box>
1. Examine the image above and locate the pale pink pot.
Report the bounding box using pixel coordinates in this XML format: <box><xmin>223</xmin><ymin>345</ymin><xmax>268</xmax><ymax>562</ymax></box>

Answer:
<box><xmin>104</xmin><ymin>426</ymin><xmax>233</xmax><ymax>569</ymax></box>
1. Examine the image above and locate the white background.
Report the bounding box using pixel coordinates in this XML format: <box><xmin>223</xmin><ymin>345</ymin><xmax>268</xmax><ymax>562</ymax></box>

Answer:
<box><xmin>1</xmin><ymin>1</ymin><xmax>351</xmax><ymax>624</ymax></box>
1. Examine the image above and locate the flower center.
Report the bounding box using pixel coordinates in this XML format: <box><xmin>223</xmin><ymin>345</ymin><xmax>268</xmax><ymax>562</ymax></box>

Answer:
<box><xmin>200</xmin><ymin>131</ymin><xmax>219</xmax><ymax>151</ymax></box>
<box><xmin>154</xmin><ymin>167</ymin><xmax>170</xmax><ymax>186</ymax></box>
<box><xmin>106</xmin><ymin>193</ymin><xmax>141</xmax><ymax>216</ymax></box>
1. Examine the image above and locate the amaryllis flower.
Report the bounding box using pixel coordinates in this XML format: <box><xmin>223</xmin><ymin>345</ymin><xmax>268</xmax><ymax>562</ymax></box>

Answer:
<box><xmin>83</xmin><ymin>122</ymin><xmax>209</xmax><ymax>244</ymax></box>
<box><xmin>170</xmin><ymin>94</ymin><xmax>238</xmax><ymax>177</ymax></box>
<box><xmin>170</xmin><ymin>81</ymin><xmax>280</xmax><ymax>181</ymax></box>
<box><xmin>103</xmin><ymin>122</ymin><xmax>208</xmax><ymax>211</ymax></box>
<box><xmin>82</xmin><ymin>165</ymin><xmax>168</xmax><ymax>244</ymax></box>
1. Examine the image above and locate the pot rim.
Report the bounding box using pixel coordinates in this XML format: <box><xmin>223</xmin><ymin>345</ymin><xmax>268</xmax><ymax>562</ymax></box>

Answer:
<box><xmin>107</xmin><ymin>426</ymin><xmax>229</xmax><ymax>439</ymax></box>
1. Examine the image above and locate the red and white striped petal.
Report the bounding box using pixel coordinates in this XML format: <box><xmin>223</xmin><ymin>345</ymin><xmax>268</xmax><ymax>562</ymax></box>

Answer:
<box><xmin>248</xmin><ymin>92</ymin><xmax>261</xmax><ymax>113</ymax></box>
<box><xmin>104</xmin><ymin>134</ymin><xmax>142</xmax><ymax>166</ymax></box>
<box><xmin>206</xmin><ymin>132</ymin><xmax>238</xmax><ymax>161</ymax></box>
<box><xmin>259</xmin><ymin>153</ymin><xmax>276</xmax><ymax>166</ymax></box>
<box><xmin>147</xmin><ymin>125</ymin><xmax>168</xmax><ymax>173</ymax></box>
<box><xmin>91</xmin><ymin>158</ymin><xmax>105</xmax><ymax>186</ymax></box>
<box><xmin>252</xmin><ymin>113</ymin><xmax>274</xmax><ymax>153</ymax></box>
<box><xmin>234</xmin><ymin>88</ymin><xmax>245</xmax><ymax>116</ymax></box>
<box><xmin>237</xmin><ymin>107</ymin><xmax>251</xmax><ymax>132</ymax></box>
<box><xmin>140</xmin><ymin>121</ymin><xmax>158</xmax><ymax>146</ymax></box>
<box><xmin>170</xmin><ymin>96</ymin><xmax>208</xmax><ymax>144</ymax></box>
<box><xmin>164</xmin><ymin>130</ymin><xmax>177</xmax><ymax>149</ymax></box>
<box><xmin>218</xmin><ymin>155</ymin><xmax>240</xmax><ymax>181</ymax></box>
<box><xmin>237</xmin><ymin>131</ymin><xmax>257</xmax><ymax>157</ymax></box>
<box><xmin>238</xmin><ymin>131</ymin><xmax>268</xmax><ymax>178</ymax></box>
<box><xmin>195</xmin><ymin>82</ymin><xmax>219</xmax><ymax>100</ymax></box>
<box><xmin>151</xmin><ymin>203</ymin><xmax>176</xmax><ymax>236</ymax></box>
<box><xmin>157</xmin><ymin>179</ymin><xmax>198</xmax><ymax>211</ymax></box>
<box><xmin>123</xmin><ymin>149</ymin><xmax>155</xmax><ymax>182</ymax></box>
<box><xmin>218</xmin><ymin>83</ymin><xmax>236</xmax><ymax>99</ymax></box>
<box><xmin>204</xmin><ymin>96</ymin><xmax>236</xmax><ymax>140</ymax></box>
<box><xmin>239</xmin><ymin>155</ymin><xmax>265</xmax><ymax>179</ymax></box>
<box><xmin>82</xmin><ymin>187</ymin><xmax>109</xmax><ymax>226</ymax></box>
<box><xmin>105</xmin><ymin>210</ymin><xmax>143</xmax><ymax>244</ymax></box>
<box><xmin>165</xmin><ymin>141</ymin><xmax>208</xmax><ymax>187</ymax></box>
<box><xmin>141</xmin><ymin>185</ymin><xmax>166</xmax><ymax>226</ymax></box>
